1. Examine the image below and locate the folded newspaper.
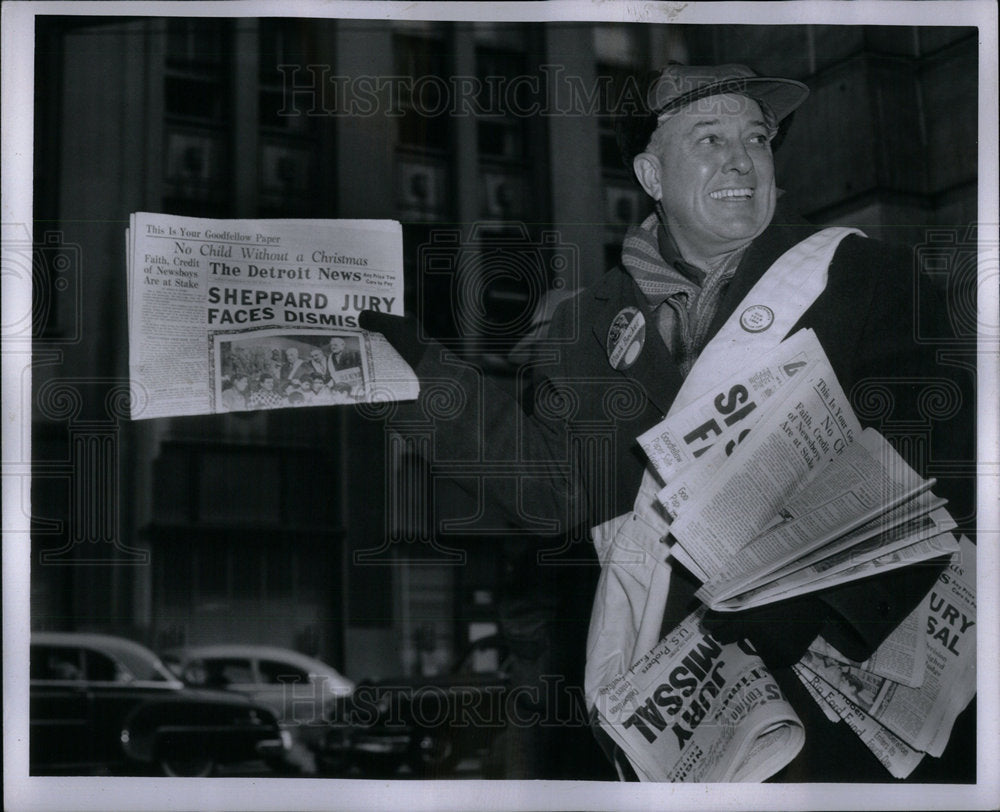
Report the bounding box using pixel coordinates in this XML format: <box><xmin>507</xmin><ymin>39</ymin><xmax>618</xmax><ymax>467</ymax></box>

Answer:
<box><xmin>793</xmin><ymin>536</ymin><xmax>976</xmax><ymax>778</ymax></box>
<box><xmin>595</xmin><ymin>608</ymin><xmax>805</xmax><ymax>781</ymax></box>
<box><xmin>637</xmin><ymin>329</ymin><xmax>959</xmax><ymax>610</ymax></box>
<box><xmin>125</xmin><ymin>212</ymin><xmax>420</xmax><ymax>419</ymax></box>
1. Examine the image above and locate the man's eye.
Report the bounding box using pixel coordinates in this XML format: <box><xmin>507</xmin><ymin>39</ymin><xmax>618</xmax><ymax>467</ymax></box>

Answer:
<box><xmin>748</xmin><ymin>134</ymin><xmax>770</xmax><ymax>146</ymax></box>
<box><xmin>698</xmin><ymin>135</ymin><xmax>720</xmax><ymax>145</ymax></box>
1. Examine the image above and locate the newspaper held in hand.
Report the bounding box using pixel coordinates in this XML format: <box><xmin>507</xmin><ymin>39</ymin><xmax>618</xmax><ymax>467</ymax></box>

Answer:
<box><xmin>725</xmin><ymin>522</ymin><xmax>958</xmax><ymax>613</ymax></box>
<box><xmin>694</xmin><ymin>428</ymin><xmax>959</xmax><ymax>610</ymax></box>
<box><xmin>794</xmin><ymin>536</ymin><xmax>976</xmax><ymax>765</ymax></box>
<box><xmin>642</xmin><ymin>330</ymin><xmax>958</xmax><ymax>610</ymax></box>
<box><xmin>126</xmin><ymin>212</ymin><xmax>419</xmax><ymax>420</ymax></box>
<box><xmin>595</xmin><ymin>608</ymin><xmax>804</xmax><ymax>782</ymax></box>
<box><xmin>663</xmin><ymin>351</ymin><xmax>863</xmax><ymax>576</ymax></box>
<box><xmin>636</xmin><ymin>327</ymin><xmax>820</xmax><ymax>486</ymax></box>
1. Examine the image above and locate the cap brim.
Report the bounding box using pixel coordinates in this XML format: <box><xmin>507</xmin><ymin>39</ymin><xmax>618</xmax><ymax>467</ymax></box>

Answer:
<box><xmin>656</xmin><ymin>76</ymin><xmax>809</xmax><ymax>123</ymax></box>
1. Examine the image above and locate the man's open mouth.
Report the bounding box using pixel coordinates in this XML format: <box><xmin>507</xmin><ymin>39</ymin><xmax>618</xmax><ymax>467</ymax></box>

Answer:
<box><xmin>710</xmin><ymin>188</ymin><xmax>754</xmax><ymax>200</ymax></box>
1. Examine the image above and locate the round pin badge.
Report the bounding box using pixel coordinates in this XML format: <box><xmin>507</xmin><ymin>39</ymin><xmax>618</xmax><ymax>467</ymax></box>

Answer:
<box><xmin>739</xmin><ymin>304</ymin><xmax>775</xmax><ymax>333</ymax></box>
<box><xmin>607</xmin><ymin>307</ymin><xmax>646</xmax><ymax>370</ymax></box>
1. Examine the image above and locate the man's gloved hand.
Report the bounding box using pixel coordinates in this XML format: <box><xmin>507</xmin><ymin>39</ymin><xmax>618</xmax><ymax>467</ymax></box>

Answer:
<box><xmin>702</xmin><ymin>596</ymin><xmax>830</xmax><ymax>668</ymax></box>
<box><xmin>358</xmin><ymin>311</ymin><xmax>428</xmax><ymax>370</ymax></box>
<box><xmin>702</xmin><ymin>561</ymin><xmax>945</xmax><ymax>669</ymax></box>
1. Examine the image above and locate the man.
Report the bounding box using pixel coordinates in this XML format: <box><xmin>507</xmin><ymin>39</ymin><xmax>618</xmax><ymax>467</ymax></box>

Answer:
<box><xmin>248</xmin><ymin>373</ymin><xmax>283</xmax><ymax>409</ymax></box>
<box><xmin>282</xmin><ymin>379</ymin><xmax>300</xmax><ymax>400</ymax></box>
<box><xmin>361</xmin><ymin>64</ymin><xmax>974</xmax><ymax>781</ymax></box>
<box><xmin>327</xmin><ymin>336</ymin><xmax>361</xmax><ymax>371</ymax></box>
<box><xmin>280</xmin><ymin>346</ymin><xmax>308</xmax><ymax>384</ymax></box>
<box><xmin>310</xmin><ymin>377</ymin><xmax>337</xmax><ymax>405</ymax></box>
<box><xmin>220</xmin><ymin>373</ymin><xmax>249</xmax><ymax>411</ymax></box>
<box><xmin>303</xmin><ymin>375</ymin><xmax>329</xmax><ymax>404</ymax></box>
<box><xmin>306</xmin><ymin>347</ymin><xmax>332</xmax><ymax>381</ymax></box>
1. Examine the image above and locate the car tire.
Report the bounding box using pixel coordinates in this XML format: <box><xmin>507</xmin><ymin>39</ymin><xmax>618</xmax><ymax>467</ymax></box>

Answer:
<box><xmin>407</xmin><ymin>727</ymin><xmax>458</xmax><ymax>777</ymax></box>
<box><xmin>158</xmin><ymin>745</ymin><xmax>216</xmax><ymax>778</ymax></box>
<box><xmin>354</xmin><ymin>752</ymin><xmax>402</xmax><ymax>777</ymax></box>
<box><xmin>264</xmin><ymin>754</ymin><xmax>301</xmax><ymax>775</ymax></box>
<box><xmin>314</xmin><ymin>725</ymin><xmax>354</xmax><ymax>775</ymax></box>
<box><xmin>314</xmin><ymin>749</ymin><xmax>352</xmax><ymax>776</ymax></box>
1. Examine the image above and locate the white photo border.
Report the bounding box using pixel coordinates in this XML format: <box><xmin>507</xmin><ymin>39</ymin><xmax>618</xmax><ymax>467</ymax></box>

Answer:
<box><xmin>3</xmin><ymin>2</ymin><xmax>997</xmax><ymax>811</ymax></box>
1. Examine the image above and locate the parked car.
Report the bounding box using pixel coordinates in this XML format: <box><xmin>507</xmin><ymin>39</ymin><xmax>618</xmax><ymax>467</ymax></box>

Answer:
<box><xmin>29</xmin><ymin>632</ymin><xmax>291</xmax><ymax>776</ymax></box>
<box><xmin>315</xmin><ymin>635</ymin><xmax>510</xmax><ymax>777</ymax></box>
<box><xmin>160</xmin><ymin>644</ymin><xmax>354</xmax><ymax>769</ymax></box>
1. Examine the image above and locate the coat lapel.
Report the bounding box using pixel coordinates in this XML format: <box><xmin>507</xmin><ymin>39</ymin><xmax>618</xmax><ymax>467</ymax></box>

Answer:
<box><xmin>588</xmin><ymin>271</ymin><xmax>684</xmax><ymax>418</ymax></box>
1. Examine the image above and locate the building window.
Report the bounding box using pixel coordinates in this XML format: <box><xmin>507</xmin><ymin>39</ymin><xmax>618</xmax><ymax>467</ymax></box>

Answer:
<box><xmin>394</xmin><ymin>33</ymin><xmax>453</xmax><ymax>153</ymax></box>
<box><xmin>475</xmin><ymin>45</ymin><xmax>535</xmax><ymax>222</ymax></box>
<box><xmin>257</xmin><ymin>19</ymin><xmax>317</xmax><ymax>132</ymax></box>
<box><xmin>475</xmin><ymin>46</ymin><xmax>527</xmax><ymax>162</ymax></box>
<box><xmin>163</xmin><ymin>19</ymin><xmax>233</xmax><ymax>217</ymax></box>
<box><xmin>394</xmin><ymin>33</ymin><xmax>453</xmax><ymax>226</ymax></box>
<box><xmin>257</xmin><ymin>19</ymin><xmax>321</xmax><ymax>216</ymax></box>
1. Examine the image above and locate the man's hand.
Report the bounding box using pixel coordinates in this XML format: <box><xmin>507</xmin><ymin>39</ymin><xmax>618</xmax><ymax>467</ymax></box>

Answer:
<box><xmin>358</xmin><ymin>311</ymin><xmax>428</xmax><ymax>370</ymax></box>
<box><xmin>703</xmin><ymin>597</ymin><xmax>829</xmax><ymax>668</ymax></box>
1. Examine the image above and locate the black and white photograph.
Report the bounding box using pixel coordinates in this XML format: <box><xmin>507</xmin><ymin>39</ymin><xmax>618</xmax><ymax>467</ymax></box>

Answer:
<box><xmin>2</xmin><ymin>1</ymin><xmax>997</xmax><ymax>811</ymax></box>
<box><xmin>215</xmin><ymin>331</ymin><xmax>366</xmax><ymax>411</ymax></box>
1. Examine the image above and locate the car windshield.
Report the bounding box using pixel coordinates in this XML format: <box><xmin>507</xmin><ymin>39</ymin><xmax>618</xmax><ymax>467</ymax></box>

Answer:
<box><xmin>107</xmin><ymin>643</ymin><xmax>177</xmax><ymax>682</ymax></box>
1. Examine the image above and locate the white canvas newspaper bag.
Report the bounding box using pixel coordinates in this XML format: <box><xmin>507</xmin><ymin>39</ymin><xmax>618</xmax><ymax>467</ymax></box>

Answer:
<box><xmin>584</xmin><ymin>227</ymin><xmax>864</xmax><ymax>708</ymax></box>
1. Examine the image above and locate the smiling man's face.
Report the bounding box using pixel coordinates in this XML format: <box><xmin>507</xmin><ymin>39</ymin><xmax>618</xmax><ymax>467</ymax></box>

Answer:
<box><xmin>637</xmin><ymin>93</ymin><xmax>777</xmax><ymax>266</ymax></box>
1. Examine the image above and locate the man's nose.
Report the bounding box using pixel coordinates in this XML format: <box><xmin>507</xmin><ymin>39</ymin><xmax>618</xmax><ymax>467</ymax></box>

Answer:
<box><xmin>725</xmin><ymin>142</ymin><xmax>753</xmax><ymax>174</ymax></box>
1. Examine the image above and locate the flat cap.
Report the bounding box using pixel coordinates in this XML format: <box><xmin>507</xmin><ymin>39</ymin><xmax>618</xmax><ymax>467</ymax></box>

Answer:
<box><xmin>648</xmin><ymin>63</ymin><xmax>809</xmax><ymax>122</ymax></box>
<box><xmin>616</xmin><ymin>63</ymin><xmax>809</xmax><ymax>176</ymax></box>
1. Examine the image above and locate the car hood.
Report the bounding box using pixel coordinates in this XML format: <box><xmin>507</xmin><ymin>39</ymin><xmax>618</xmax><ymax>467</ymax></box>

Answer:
<box><xmin>357</xmin><ymin>672</ymin><xmax>503</xmax><ymax>691</ymax></box>
<box><xmin>171</xmin><ymin>685</ymin><xmax>261</xmax><ymax>706</ymax></box>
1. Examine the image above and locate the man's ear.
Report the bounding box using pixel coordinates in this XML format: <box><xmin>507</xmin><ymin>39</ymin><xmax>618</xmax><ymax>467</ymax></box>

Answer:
<box><xmin>633</xmin><ymin>152</ymin><xmax>662</xmax><ymax>201</ymax></box>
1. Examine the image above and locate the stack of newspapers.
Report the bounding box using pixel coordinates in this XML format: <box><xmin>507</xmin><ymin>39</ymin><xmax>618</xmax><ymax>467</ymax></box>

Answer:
<box><xmin>595</xmin><ymin>328</ymin><xmax>975</xmax><ymax>781</ymax></box>
<box><xmin>794</xmin><ymin>535</ymin><xmax>976</xmax><ymax>777</ymax></box>
<box><xmin>637</xmin><ymin>328</ymin><xmax>960</xmax><ymax>610</ymax></box>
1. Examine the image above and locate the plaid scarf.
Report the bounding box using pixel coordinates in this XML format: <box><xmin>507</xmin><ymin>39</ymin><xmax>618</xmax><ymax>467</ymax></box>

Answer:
<box><xmin>620</xmin><ymin>208</ymin><xmax>746</xmax><ymax>375</ymax></box>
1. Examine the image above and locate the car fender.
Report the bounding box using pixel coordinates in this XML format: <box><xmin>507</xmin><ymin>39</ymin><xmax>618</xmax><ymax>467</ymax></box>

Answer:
<box><xmin>120</xmin><ymin>690</ymin><xmax>275</xmax><ymax>763</ymax></box>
